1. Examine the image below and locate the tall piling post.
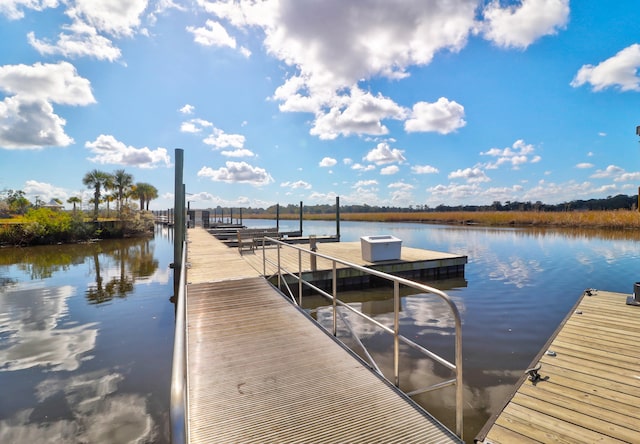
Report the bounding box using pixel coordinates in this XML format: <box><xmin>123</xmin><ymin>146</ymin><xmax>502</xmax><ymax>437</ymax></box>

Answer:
<box><xmin>276</xmin><ymin>204</ymin><xmax>280</xmax><ymax>232</ymax></box>
<box><xmin>335</xmin><ymin>196</ymin><xmax>340</xmax><ymax>240</ymax></box>
<box><xmin>173</xmin><ymin>149</ymin><xmax>184</xmax><ymax>293</ymax></box>
<box><xmin>299</xmin><ymin>201</ymin><xmax>303</xmax><ymax>235</ymax></box>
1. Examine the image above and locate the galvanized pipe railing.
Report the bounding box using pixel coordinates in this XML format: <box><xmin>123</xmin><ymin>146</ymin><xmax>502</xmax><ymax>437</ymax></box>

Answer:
<box><xmin>170</xmin><ymin>242</ymin><xmax>188</xmax><ymax>444</ymax></box>
<box><xmin>261</xmin><ymin>237</ymin><xmax>464</xmax><ymax>438</ymax></box>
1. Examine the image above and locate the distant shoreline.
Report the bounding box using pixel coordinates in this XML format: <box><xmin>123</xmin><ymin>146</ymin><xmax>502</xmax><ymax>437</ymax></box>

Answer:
<box><xmin>245</xmin><ymin>210</ymin><xmax>640</xmax><ymax>230</ymax></box>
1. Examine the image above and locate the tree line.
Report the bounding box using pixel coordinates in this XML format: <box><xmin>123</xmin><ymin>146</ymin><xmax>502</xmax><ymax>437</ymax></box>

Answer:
<box><xmin>206</xmin><ymin>193</ymin><xmax>639</xmax><ymax>215</ymax></box>
<box><xmin>1</xmin><ymin>168</ymin><xmax>159</xmax><ymax>221</ymax></box>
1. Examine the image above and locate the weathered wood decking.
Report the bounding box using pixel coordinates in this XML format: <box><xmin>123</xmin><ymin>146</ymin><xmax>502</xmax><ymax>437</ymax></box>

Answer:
<box><xmin>185</xmin><ymin>227</ymin><xmax>463</xmax><ymax>443</ymax></box>
<box><xmin>476</xmin><ymin>289</ymin><xmax>640</xmax><ymax>443</ymax></box>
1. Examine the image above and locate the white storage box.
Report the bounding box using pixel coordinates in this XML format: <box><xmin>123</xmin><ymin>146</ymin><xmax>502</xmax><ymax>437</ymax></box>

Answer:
<box><xmin>360</xmin><ymin>235</ymin><xmax>402</xmax><ymax>262</ymax></box>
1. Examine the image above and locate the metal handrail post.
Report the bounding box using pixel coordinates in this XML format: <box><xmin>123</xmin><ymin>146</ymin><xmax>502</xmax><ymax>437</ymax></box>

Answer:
<box><xmin>170</xmin><ymin>242</ymin><xmax>188</xmax><ymax>444</ymax></box>
<box><xmin>298</xmin><ymin>249</ymin><xmax>302</xmax><ymax>306</ymax></box>
<box><xmin>394</xmin><ymin>281</ymin><xmax>400</xmax><ymax>387</ymax></box>
<box><xmin>277</xmin><ymin>242</ymin><xmax>281</xmax><ymax>289</ymax></box>
<box><xmin>332</xmin><ymin>261</ymin><xmax>337</xmax><ymax>336</ymax></box>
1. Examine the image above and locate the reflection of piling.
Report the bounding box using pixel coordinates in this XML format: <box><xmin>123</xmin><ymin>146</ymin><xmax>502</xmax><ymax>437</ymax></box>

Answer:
<box><xmin>310</xmin><ymin>235</ymin><xmax>317</xmax><ymax>271</ymax></box>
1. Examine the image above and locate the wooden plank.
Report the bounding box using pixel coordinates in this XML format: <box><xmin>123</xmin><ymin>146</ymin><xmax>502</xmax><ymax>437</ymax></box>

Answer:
<box><xmin>479</xmin><ymin>290</ymin><xmax>640</xmax><ymax>443</ymax></box>
<box><xmin>186</xmin><ymin>277</ymin><xmax>462</xmax><ymax>443</ymax></box>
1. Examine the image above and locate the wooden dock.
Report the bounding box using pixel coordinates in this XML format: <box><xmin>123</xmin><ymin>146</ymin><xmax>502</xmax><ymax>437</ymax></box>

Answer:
<box><xmin>475</xmin><ymin>289</ymin><xmax>640</xmax><ymax>443</ymax></box>
<box><xmin>184</xmin><ymin>227</ymin><xmax>463</xmax><ymax>443</ymax></box>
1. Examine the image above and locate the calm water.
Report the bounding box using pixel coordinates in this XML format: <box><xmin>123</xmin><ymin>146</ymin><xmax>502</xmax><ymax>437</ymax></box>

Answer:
<box><xmin>2</xmin><ymin>220</ymin><xmax>640</xmax><ymax>443</ymax></box>
<box><xmin>0</xmin><ymin>225</ymin><xmax>175</xmax><ymax>443</ymax></box>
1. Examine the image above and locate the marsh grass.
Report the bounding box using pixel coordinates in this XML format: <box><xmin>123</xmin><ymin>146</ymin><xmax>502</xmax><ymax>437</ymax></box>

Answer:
<box><xmin>250</xmin><ymin>210</ymin><xmax>640</xmax><ymax>229</ymax></box>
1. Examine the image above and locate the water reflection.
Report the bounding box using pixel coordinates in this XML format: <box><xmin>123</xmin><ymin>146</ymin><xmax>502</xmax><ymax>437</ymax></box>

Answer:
<box><xmin>0</xmin><ymin>368</ymin><xmax>156</xmax><ymax>443</ymax></box>
<box><xmin>0</xmin><ymin>283</ymin><xmax>98</xmax><ymax>372</ymax></box>
<box><xmin>84</xmin><ymin>241</ymin><xmax>159</xmax><ymax>304</ymax></box>
<box><xmin>0</xmin><ymin>232</ymin><xmax>173</xmax><ymax>443</ymax></box>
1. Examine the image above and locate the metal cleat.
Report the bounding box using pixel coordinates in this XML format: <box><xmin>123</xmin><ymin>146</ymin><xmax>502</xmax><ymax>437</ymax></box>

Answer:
<box><xmin>525</xmin><ymin>363</ymin><xmax>542</xmax><ymax>382</ymax></box>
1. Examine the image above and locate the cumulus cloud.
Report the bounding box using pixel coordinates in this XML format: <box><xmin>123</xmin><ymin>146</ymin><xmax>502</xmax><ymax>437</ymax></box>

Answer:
<box><xmin>363</xmin><ymin>142</ymin><xmax>406</xmax><ymax>165</ymax></box>
<box><xmin>351</xmin><ymin>163</ymin><xmax>376</xmax><ymax>172</ymax></box>
<box><xmin>448</xmin><ymin>167</ymin><xmax>491</xmax><ymax>183</ymax></box>
<box><xmin>412</xmin><ymin>165</ymin><xmax>439</xmax><ymax>174</ymax></box>
<box><xmin>0</xmin><ymin>0</ymin><xmax>58</xmax><ymax>20</ymax></box>
<box><xmin>27</xmin><ymin>21</ymin><xmax>122</xmax><ymax>61</ymax></box>
<box><xmin>389</xmin><ymin>182</ymin><xmax>414</xmax><ymax>191</ymax></box>
<box><xmin>22</xmin><ymin>180</ymin><xmax>69</xmax><ymax>203</ymax></box>
<box><xmin>281</xmin><ymin>180</ymin><xmax>311</xmax><ymax>190</ymax></box>
<box><xmin>197</xmin><ymin>161</ymin><xmax>274</xmax><ymax>185</ymax></box>
<box><xmin>187</xmin><ymin>19</ymin><xmax>237</xmax><ymax>48</ymax></box>
<box><xmin>85</xmin><ymin>134</ymin><xmax>171</xmax><ymax>168</ymax></box>
<box><xmin>308</xmin><ymin>87</ymin><xmax>407</xmax><ymax>140</ymax></box>
<box><xmin>481</xmin><ymin>139</ymin><xmax>538</xmax><ymax>169</ymax></box>
<box><xmin>481</xmin><ymin>0</ymin><xmax>569</xmax><ymax>49</ymax></box>
<box><xmin>404</xmin><ymin>98</ymin><xmax>466</xmax><ymax>134</ymax></box>
<box><xmin>380</xmin><ymin>165</ymin><xmax>399</xmax><ymax>175</ymax></box>
<box><xmin>180</xmin><ymin>118</ymin><xmax>213</xmax><ymax>133</ymax></box>
<box><xmin>353</xmin><ymin>179</ymin><xmax>378</xmax><ymax>188</ymax></box>
<box><xmin>590</xmin><ymin>164</ymin><xmax>640</xmax><ymax>182</ymax></box>
<box><xmin>576</xmin><ymin>163</ymin><xmax>594</xmax><ymax>169</ymax></box>
<box><xmin>203</xmin><ymin>127</ymin><xmax>246</xmax><ymax>149</ymax></box>
<box><xmin>0</xmin><ymin>62</ymin><xmax>95</xmax><ymax>149</ymax></box>
<box><xmin>319</xmin><ymin>157</ymin><xmax>337</xmax><ymax>167</ymax></box>
<box><xmin>220</xmin><ymin>148</ymin><xmax>255</xmax><ymax>157</ymax></box>
<box><xmin>179</xmin><ymin>104</ymin><xmax>195</xmax><ymax>114</ymax></box>
<box><xmin>571</xmin><ymin>44</ymin><xmax>640</xmax><ymax>92</ymax></box>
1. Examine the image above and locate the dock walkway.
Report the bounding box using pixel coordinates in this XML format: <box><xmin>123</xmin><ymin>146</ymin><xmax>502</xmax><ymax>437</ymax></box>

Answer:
<box><xmin>476</xmin><ymin>289</ymin><xmax>640</xmax><ymax>443</ymax></box>
<box><xmin>185</xmin><ymin>228</ymin><xmax>462</xmax><ymax>443</ymax></box>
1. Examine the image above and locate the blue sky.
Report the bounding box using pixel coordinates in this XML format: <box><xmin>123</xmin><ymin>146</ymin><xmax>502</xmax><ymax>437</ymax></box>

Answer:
<box><xmin>1</xmin><ymin>0</ymin><xmax>639</xmax><ymax>211</ymax></box>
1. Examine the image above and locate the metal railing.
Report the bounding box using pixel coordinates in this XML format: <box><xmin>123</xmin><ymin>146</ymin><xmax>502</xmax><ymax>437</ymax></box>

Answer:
<box><xmin>170</xmin><ymin>242</ymin><xmax>188</xmax><ymax>444</ymax></box>
<box><xmin>260</xmin><ymin>237</ymin><xmax>464</xmax><ymax>438</ymax></box>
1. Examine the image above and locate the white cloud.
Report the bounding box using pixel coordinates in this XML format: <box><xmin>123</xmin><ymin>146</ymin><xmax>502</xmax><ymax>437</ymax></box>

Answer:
<box><xmin>448</xmin><ymin>167</ymin><xmax>491</xmax><ymax>183</ymax></box>
<box><xmin>27</xmin><ymin>21</ymin><xmax>121</xmax><ymax>61</ymax></box>
<box><xmin>0</xmin><ymin>0</ymin><xmax>58</xmax><ymax>20</ymax></box>
<box><xmin>179</xmin><ymin>104</ymin><xmax>195</xmax><ymax>114</ymax></box>
<box><xmin>0</xmin><ymin>62</ymin><xmax>95</xmax><ymax>149</ymax></box>
<box><xmin>412</xmin><ymin>165</ymin><xmax>439</xmax><ymax>174</ymax></box>
<box><xmin>85</xmin><ymin>135</ymin><xmax>171</xmax><ymax>168</ymax></box>
<box><xmin>319</xmin><ymin>157</ymin><xmax>337</xmax><ymax>167</ymax></box>
<box><xmin>220</xmin><ymin>148</ymin><xmax>255</xmax><ymax>157</ymax></box>
<box><xmin>308</xmin><ymin>87</ymin><xmax>406</xmax><ymax>140</ymax></box>
<box><xmin>388</xmin><ymin>182</ymin><xmax>414</xmax><ymax>191</ymax></box>
<box><xmin>180</xmin><ymin>118</ymin><xmax>213</xmax><ymax>133</ymax></box>
<box><xmin>281</xmin><ymin>180</ymin><xmax>311</xmax><ymax>190</ymax></box>
<box><xmin>571</xmin><ymin>44</ymin><xmax>640</xmax><ymax>92</ymax></box>
<box><xmin>481</xmin><ymin>0</ymin><xmax>569</xmax><ymax>49</ymax></box>
<box><xmin>351</xmin><ymin>163</ymin><xmax>376</xmax><ymax>172</ymax></box>
<box><xmin>481</xmin><ymin>139</ymin><xmax>538</xmax><ymax>169</ymax></box>
<box><xmin>22</xmin><ymin>180</ymin><xmax>69</xmax><ymax>202</ymax></box>
<box><xmin>380</xmin><ymin>165</ymin><xmax>399</xmax><ymax>175</ymax></box>
<box><xmin>590</xmin><ymin>164</ymin><xmax>640</xmax><ymax>182</ymax></box>
<box><xmin>67</xmin><ymin>0</ymin><xmax>148</xmax><ymax>38</ymax></box>
<box><xmin>187</xmin><ymin>19</ymin><xmax>237</xmax><ymax>49</ymax></box>
<box><xmin>197</xmin><ymin>161</ymin><xmax>274</xmax><ymax>186</ymax></box>
<box><xmin>363</xmin><ymin>142</ymin><xmax>406</xmax><ymax>165</ymax></box>
<box><xmin>576</xmin><ymin>163</ymin><xmax>594</xmax><ymax>169</ymax></box>
<box><xmin>203</xmin><ymin>127</ymin><xmax>245</xmax><ymax>149</ymax></box>
<box><xmin>404</xmin><ymin>97</ymin><xmax>466</xmax><ymax>134</ymax></box>
<box><xmin>353</xmin><ymin>179</ymin><xmax>378</xmax><ymax>188</ymax></box>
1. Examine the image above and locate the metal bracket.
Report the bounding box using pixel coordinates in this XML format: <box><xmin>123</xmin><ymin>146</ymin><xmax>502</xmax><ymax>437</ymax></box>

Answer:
<box><xmin>525</xmin><ymin>363</ymin><xmax>542</xmax><ymax>382</ymax></box>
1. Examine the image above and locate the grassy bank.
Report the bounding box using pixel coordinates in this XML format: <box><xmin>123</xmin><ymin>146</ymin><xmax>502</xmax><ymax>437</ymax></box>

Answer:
<box><xmin>247</xmin><ymin>210</ymin><xmax>640</xmax><ymax>229</ymax></box>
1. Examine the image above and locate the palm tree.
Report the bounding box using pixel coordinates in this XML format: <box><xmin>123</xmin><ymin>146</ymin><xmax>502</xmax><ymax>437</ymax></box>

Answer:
<box><xmin>67</xmin><ymin>196</ymin><xmax>82</xmax><ymax>213</ymax></box>
<box><xmin>83</xmin><ymin>169</ymin><xmax>112</xmax><ymax>221</ymax></box>
<box><xmin>112</xmin><ymin>169</ymin><xmax>133</xmax><ymax>218</ymax></box>
<box><xmin>132</xmin><ymin>182</ymin><xmax>159</xmax><ymax>211</ymax></box>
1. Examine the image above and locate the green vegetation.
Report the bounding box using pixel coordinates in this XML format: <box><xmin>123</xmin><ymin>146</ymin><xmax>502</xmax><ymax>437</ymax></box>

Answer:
<box><xmin>1</xmin><ymin>169</ymin><xmax>157</xmax><ymax>246</ymax></box>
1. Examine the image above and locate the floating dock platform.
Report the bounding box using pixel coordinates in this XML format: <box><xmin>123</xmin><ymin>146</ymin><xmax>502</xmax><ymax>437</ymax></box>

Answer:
<box><xmin>476</xmin><ymin>289</ymin><xmax>640</xmax><ymax>443</ymax></box>
<box><xmin>183</xmin><ymin>227</ymin><xmax>463</xmax><ymax>443</ymax></box>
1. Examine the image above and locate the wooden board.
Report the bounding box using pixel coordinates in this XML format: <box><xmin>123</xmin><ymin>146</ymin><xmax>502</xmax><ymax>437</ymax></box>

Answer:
<box><xmin>477</xmin><ymin>290</ymin><xmax>640</xmax><ymax>443</ymax></box>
